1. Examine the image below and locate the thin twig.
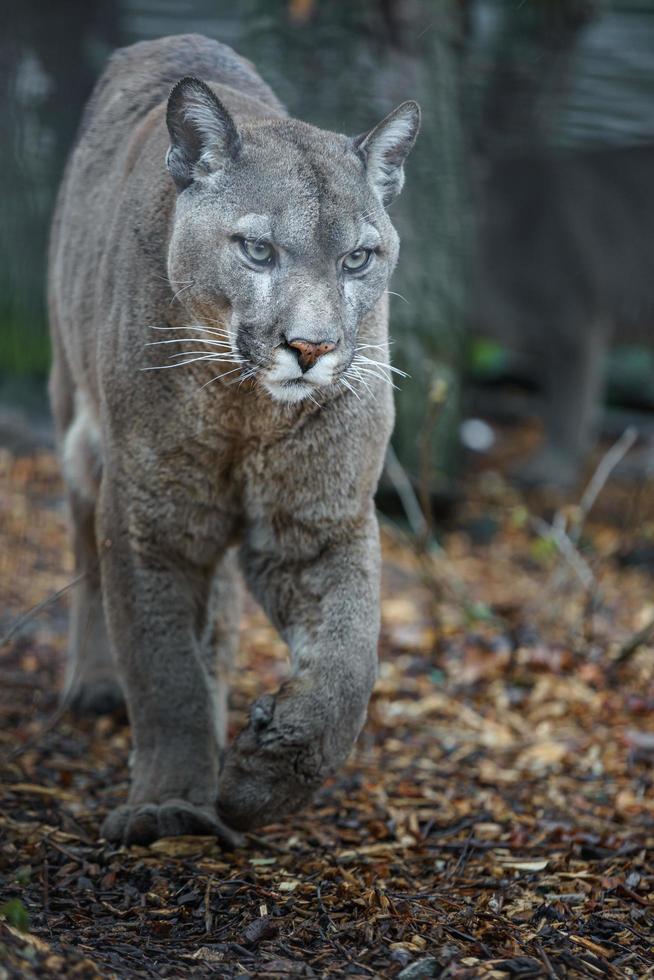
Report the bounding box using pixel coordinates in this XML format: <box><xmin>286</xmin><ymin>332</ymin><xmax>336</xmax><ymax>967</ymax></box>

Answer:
<box><xmin>1</xmin><ymin>537</ymin><xmax>112</xmax><ymax>652</ymax></box>
<box><xmin>530</xmin><ymin>516</ymin><xmax>595</xmax><ymax>592</ymax></box>
<box><xmin>571</xmin><ymin>427</ymin><xmax>638</xmax><ymax>545</ymax></box>
<box><xmin>537</xmin><ymin>428</ymin><xmax>638</xmax><ymax>613</ymax></box>
<box><xmin>0</xmin><ymin>571</ymin><xmax>88</xmax><ymax>650</ymax></box>
<box><xmin>1</xmin><ymin>699</ymin><xmax>72</xmax><ymax>767</ymax></box>
<box><xmin>204</xmin><ymin>878</ymin><xmax>213</xmax><ymax>934</ymax></box>
<box><xmin>418</xmin><ymin>377</ymin><xmax>449</xmax><ymax>545</ymax></box>
<box><xmin>535</xmin><ymin>940</ymin><xmax>559</xmax><ymax>979</ymax></box>
<box><xmin>0</xmin><ymin>542</ymin><xmax>114</xmax><ymax>765</ymax></box>
<box><xmin>613</xmin><ymin>615</ymin><xmax>654</xmax><ymax>667</ymax></box>
<box><xmin>384</xmin><ymin>445</ymin><xmax>428</xmax><ymax>539</ymax></box>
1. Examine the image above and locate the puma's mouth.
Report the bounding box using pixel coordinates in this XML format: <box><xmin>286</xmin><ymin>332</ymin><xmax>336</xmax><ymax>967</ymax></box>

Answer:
<box><xmin>260</xmin><ymin>345</ymin><xmax>340</xmax><ymax>403</ymax></box>
<box><xmin>262</xmin><ymin>376</ymin><xmax>320</xmax><ymax>404</ymax></box>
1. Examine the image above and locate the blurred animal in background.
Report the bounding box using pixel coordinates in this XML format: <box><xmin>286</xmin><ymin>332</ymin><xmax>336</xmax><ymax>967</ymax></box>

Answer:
<box><xmin>474</xmin><ymin>142</ymin><xmax>654</xmax><ymax>487</ymax></box>
<box><xmin>468</xmin><ymin>0</ymin><xmax>654</xmax><ymax>487</ymax></box>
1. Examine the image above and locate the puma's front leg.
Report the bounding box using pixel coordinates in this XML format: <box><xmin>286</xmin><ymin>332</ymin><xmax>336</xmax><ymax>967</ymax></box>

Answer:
<box><xmin>218</xmin><ymin>510</ymin><xmax>381</xmax><ymax>830</ymax></box>
<box><xmin>97</xmin><ymin>488</ymin><xmax>241</xmax><ymax>847</ymax></box>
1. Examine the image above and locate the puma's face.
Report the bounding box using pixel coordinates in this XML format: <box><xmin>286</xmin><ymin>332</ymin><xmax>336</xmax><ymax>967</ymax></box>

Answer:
<box><xmin>166</xmin><ymin>78</ymin><xmax>419</xmax><ymax>403</ymax></box>
<box><xmin>168</xmin><ymin>141</ymin><xmax>399</xmax><ymax>403</ymax></box>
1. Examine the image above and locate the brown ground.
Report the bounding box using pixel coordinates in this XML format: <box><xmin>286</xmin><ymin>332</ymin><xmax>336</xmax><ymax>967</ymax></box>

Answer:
<box><xmin>1</xmin><ymin>436</ymin><xmax>653</xmax><ymax>978</ymax></box>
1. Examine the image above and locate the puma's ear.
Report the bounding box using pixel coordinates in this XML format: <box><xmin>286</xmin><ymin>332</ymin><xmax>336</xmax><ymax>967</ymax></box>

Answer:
<box><xmin>166</xmin><ymin>76</ymin><xmax>240</xmax><ymax>191</ymax></box>
<box><xmin>354</xmin><ymin>101</ymin><xmax>420</xmax><ymax>206</ymax></box>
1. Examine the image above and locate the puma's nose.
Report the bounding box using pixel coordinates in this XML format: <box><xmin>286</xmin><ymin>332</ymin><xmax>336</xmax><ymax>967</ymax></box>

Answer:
<box><xmin>286</xmin><ymin>337</ymin><xmax>337</xmax><ymax>372</ymax></box>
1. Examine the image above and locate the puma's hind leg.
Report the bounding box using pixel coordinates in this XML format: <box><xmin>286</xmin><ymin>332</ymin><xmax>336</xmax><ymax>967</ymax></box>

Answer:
<box><xmin>50</xmin><ymin>346</ymin><xmax>123</xmax><ymax>715</ymax></box>
<box><xmin>200</xmin><ymin>549</ymin><xmax>242</xmax><ymax>759</ymax></box>
<box><xmin>63</xmin><ymin>485</ymin><xmax>125</xmax><ymax>716</ymax></box>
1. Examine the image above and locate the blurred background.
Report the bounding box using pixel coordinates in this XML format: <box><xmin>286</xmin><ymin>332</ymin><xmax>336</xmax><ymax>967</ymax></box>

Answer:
<box><xmin>1</xmin><ymin>0</ymin><xmax>654</xmax><ymax>501</ymax></box>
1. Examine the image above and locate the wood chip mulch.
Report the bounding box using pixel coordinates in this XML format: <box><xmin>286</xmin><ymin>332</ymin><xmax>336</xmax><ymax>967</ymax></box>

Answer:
<box><xmin>1</xmin><ymin>448</ymin><xmax>653</xmax><ymax>978</ymax></box>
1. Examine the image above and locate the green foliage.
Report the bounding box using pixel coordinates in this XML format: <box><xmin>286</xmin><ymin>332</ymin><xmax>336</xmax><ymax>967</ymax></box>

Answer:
<box><xmin>510</xmin><ymin>506</ymin><xmax>529</xmax><ymax>529</ymax></box>
<box><xmin>531</xmin><ymin>534</ymin><xmax>558</xmax><ymax>566</ymax></box>
<box><xmin>0</xmin><ymin>898</ymin><xmax>30</xmax><ymax>933</ymax></box>
<box><xmin>467</xmin><ymin>337</ymin><xmax>509</xmax><ymax>378</ymax></box>
<box><xmin>463</xmin><ymin>599</ymin><xmax>496</xmax><ymax>625</ymax></box>
<box><xmin>0</xmin><ymin>310</ymin><xmax>50</xmax><ymax>376</ymax></box>
<box><xmin>14</xmin><ymin>867</ymin><xmax>32</xmax><ymax>887</ymax></box>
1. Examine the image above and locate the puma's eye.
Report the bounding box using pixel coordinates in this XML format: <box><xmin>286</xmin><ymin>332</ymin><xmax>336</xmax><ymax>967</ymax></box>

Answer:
<box><xmin>240</xmin><ymin>238</ymin><xmax>274</xmax><ymax>265</ymax></box>
<box><xmin>343</xmin><ymin>248</ymin><xmax>372</xmax><ymax>272</ymax></box>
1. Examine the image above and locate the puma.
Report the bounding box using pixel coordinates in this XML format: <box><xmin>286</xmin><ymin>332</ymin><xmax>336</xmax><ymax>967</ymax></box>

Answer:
<box><xmin>48</xmin><ymin>34</ymin><xmax>419</xmax><ymax>844</ymax></box>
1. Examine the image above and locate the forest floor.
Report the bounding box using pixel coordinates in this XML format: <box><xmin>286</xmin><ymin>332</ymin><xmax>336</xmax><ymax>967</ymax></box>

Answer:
<box><xmin>1</xmin><ymin>430</ymin><xmax>654</xmax><ymax>978</ymax></box>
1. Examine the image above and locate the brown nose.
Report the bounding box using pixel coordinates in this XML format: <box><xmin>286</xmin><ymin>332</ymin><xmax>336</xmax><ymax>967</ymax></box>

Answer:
<box><xmin>287</xmin><ymin>337</ymin><xmax>337</xmax><ymax>372</ymax></box>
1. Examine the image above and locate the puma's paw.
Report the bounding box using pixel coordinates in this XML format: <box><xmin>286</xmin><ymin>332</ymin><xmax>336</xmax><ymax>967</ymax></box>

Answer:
<box><xmin>216</xmin><ymin>690</ymin><xmax>344</xmax><ymax>831</ymax></box>
<box><xmin>68</xmin><ymin>676</ymin><xmax>126</xmax><ymax>717</ymax></box>
<box><xmin>217</xmin><ymin>744</ymin><xmax>320</xmax><ymax>831</ymax></box>
<box><xmin>100</xmin><ymin>799</ymin><xmax>244</xmax><ymax>848</ymax></box>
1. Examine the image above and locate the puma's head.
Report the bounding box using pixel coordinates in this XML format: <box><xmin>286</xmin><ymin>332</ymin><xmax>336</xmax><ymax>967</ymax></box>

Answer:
<box><xmin>165</xmin><ymin>77</ymin><xmax>419</xmax><ymax>403</ymax></box>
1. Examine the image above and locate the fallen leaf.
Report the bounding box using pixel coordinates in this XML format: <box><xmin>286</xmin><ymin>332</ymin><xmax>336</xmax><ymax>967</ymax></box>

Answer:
<box><xmin>149</xmin><ymin>836</ymin><xmax>217</xmax><ymax>857</ymax></box>
<box><xmin>500</xmin><ymin>860</ymin><xmax>549</xmax><ymax>872</ymax></box>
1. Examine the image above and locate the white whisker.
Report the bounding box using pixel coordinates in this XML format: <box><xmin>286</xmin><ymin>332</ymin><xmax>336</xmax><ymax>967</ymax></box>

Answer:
<box><xmin>353</xmin><ymin>364</ymin><xmax>387</xmax><ymax>378</ymax></box>
<box><xmin>350</xmin><ymin>364</ymin><xmax>398</xmax><ymax>389</ymax></box>
<box><xmin>235</xmin><ymin>367</ymin><xmax>258</xmax><ymax>389</ymax></box>
<box><xmin>148</xmin><ymin>323</ymin><xmax>230</xmax><ymax>339</ymax></box>
<box><xmin>155</xmin><ymin>274</ymin><xmax>194</xmax><ymax>285</ymax></box>
<box><xmin>355</xmin><ymin>342</ymin><xmax>392</xmax><ymax>352</ymax></box>
<box><xmin>167</xmin><ymin>353</ymin><xmax>244</xmax><ymax>363</ymax></box>
<box><xmin>202</xmin><ymin>315</ymin><xmax>231</xmax><ymax>327</ymax></box>
<box><xmin>188</xmin><ymin>325</ymin><xmax>231</xmax><ymax>337</ymax></box>
<box><xmin>145</xmin><ymin>338</ymin><xmax>233</xmax><ymax>349</ymax></box>
<box><xmin>170</xmin><ymin>280</ymin><xmax>195</xmax><ymax>305</ymax></box>
<box><xmin>141</xmin><ymin>353</ymin><xmax>228</xmax><ymax>371</ymax></box>
<box><xmin>225</xmin><ymin>366</ymin><xmax>258</xmax><ymax>386</ymax></box>
<box><xmin>347</xmin><ymin>367</ymin><xmax>374</xmax><ymax>396</ymax></box>
<box><xmin>301</xmin><ymin>386</ymin><xmax>322</xmax><ymax>407</ymax></box>
<box><xmin>385</xmin><ymin>290</ymin><xmax>409</xmax><ymax>305</ymax></box>
<box><xmin>199</xmin><ymin>365</ymin><xmax>245</xmax><ymax>390</ymax></box>
<box><xmin>339</xmin><ymin>377</ymin><xmax>361</xmax><ymax>401</ymax></box>
<box><xmin>360</xmin><ymin>204</ymin><xmax>388</xmax><ymax>222</ymax></box>
<box><xmin>354</xmin><ymin>355</ymin><xmax>408</xmax><ymax>378</ymax></box>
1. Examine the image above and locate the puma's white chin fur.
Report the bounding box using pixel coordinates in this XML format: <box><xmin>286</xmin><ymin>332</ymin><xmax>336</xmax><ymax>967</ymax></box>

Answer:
<box><xmin>262</xmin><ymin>378</ymin><xmax>316</xmax><ymax>403</ymax></box>
<box><xmin>261</xmin><ymin>347</ymin><xmax>338</xmax><ymax>403</ymax></box>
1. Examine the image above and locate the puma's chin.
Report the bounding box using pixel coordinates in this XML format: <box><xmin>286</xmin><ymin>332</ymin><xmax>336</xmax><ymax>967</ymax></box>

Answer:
<box><xmin>262</xmin><ymin>377</ymin><xmax>318</xmax><ymax>404</ymax></box>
